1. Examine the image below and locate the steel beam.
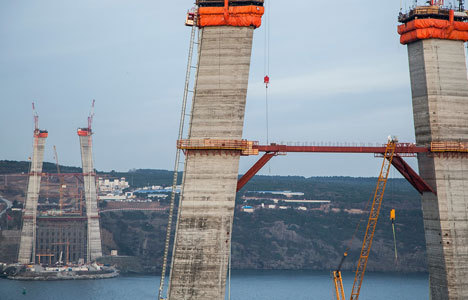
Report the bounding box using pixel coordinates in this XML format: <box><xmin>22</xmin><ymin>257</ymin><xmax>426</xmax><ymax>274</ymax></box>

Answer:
<box><xmin>390</xmin><ymin>154</ymin><xmax>436</xmax><ymax>195</ymax></box>
<box><xmin>237</xmin><ymin>152</ymin><xmax>276</xmax><ymax>192</ymax></box>
<box><xmin>236</xmin><ymin>146</ymin><xmax>435</xmax><ymax>197</ymax></box>
<box><xmin>254</xmin><ymin>144</ymin><xmax>429</xmax><ymax>154</ymax></box>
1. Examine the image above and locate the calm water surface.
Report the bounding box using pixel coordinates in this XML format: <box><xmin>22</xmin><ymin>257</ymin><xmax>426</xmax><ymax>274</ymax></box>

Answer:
<box><xmin>0</xmin><ymin>270</ymin><xmax>428</xmax><ymax>300</ymax></box>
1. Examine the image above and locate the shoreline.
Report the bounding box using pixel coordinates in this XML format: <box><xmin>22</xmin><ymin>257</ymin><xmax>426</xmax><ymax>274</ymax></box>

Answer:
<box><xmin>8</xmin><ymin>270</ymin><xmax>119</xmax><ymax>281</ymax></box>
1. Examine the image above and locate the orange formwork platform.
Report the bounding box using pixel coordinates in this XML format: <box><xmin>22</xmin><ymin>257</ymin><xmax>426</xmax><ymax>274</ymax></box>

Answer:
<box><xmin>77</xmin><ymin>128</ymin><xmax>91</xmax><ymax>136</ymax></box>
<box><xmin>34</xmin><ymin>130</ymin><xmax>48</xmax><ymax>138</ymax></box>
<box><xmin>398</xmin><ymin>10</ymin><xmax>468</xmax><ymax>44</ymax></box>
<box><xmin>198</xmin><ymin>5</ymin><xmax>264</xmax><ymax>28</ymax></box>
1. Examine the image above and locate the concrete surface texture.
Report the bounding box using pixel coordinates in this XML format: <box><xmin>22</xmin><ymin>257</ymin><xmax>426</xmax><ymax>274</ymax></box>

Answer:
<box><xmin>18</xmin><ymin>136</ymin><xmax>47</xmax><ymax>264</ymax></box>
<box><xmin>168</xmin><ymin>26</ymin><xmax>254</xmax><ymax>299</ymax></box>
<box><xmin>407</xmin><ymin>39</ymin><xmax>468</xmax><ymax>299</ymax></box>
<box><xmin>79</xmin><ymin>135</ymin><xmax>103</xmax><ymax>262</ymax></box>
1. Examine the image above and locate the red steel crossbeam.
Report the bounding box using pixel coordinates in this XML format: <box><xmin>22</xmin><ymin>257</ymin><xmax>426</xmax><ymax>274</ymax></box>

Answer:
<box><xmin>237</xmin><ymin>143</ymin><xmax>435</xmax><ymax>195</ymax></box>
<box><xmin>237</xmin><ymin>152</ymin><xmax>276</xmax><ymax>192</ymax></box>
<box><xmin>253</xmin><ymin>143</ymin><xmax>429</xmax><ymax>154</ymax></box>
<box><xmin>390</xmin><ymin>154</ymin><xmax>436</xmax><ymax>195</ymax></box>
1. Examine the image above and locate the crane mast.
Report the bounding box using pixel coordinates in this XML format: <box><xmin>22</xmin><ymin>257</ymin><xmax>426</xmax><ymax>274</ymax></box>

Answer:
<box><xmin>333</xmin><ymin>138</ymin><xmax>397</xmax><ymax>300</ymax></box>
<box><xmin>53</xmin><ymin>145</ymin><xmax>65</xmax><ymax>214</ymax></box>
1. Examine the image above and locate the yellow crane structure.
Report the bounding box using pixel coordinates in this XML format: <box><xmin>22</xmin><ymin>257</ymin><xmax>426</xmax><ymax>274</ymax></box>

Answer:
<box><xmin>333</xmin><ymin>138</ymin><xmax>397</xmax><ymax>300</ymax></box>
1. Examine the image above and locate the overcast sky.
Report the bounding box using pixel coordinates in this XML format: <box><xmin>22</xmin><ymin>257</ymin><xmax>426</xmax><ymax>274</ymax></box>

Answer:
<box><xmin>1</xmin><ymin>0</ymin><xmax>451</xmax><ymax>177</ymax></box>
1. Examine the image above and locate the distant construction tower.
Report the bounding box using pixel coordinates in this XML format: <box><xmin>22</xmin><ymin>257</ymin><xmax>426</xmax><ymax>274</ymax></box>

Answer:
<box><xmin>77</xmin><ymin>100</ymin><xmax>102</xmax><ymax>262</ymax></box>
<box><xmin>18</xmin><ymin>104</ymin><xmax>48</xmax><ymax>264</ymax></box>
<box><xmin>167</xmin><ymin>1</ymin><xmax>264</xmax><ymax>298</ymax></box>
<box><xmin>398</xmin><ymin>2</ymin><xmax>468</xmax><ymax>299</ymax></box>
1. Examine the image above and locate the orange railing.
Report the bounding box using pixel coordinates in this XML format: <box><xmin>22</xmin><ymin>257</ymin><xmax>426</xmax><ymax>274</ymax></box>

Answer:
<box><xmin>431</xmin><ymin>141</ymin><xmax>468</xmax><ymax>152</ymax></box>
<box><xmin>177</xmin><ymin>139</ymin><xmax>258</xmax><ymax>155</ymax></box>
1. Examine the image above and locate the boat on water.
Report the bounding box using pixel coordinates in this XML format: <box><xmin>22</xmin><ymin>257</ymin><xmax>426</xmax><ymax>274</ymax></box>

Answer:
<box><xmin>0</xmin><ymin>262</ymin><xmax>119</xmax><ymax>281</ymax></box>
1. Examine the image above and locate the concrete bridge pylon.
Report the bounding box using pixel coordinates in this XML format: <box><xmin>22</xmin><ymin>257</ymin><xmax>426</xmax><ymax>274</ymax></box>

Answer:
<box><xmin>77</xmin><ymin>102</ymin><xmax>103</xmax><ymax>262</ymax></box>
<box><xmin>167</xmin><ymin>1</ymin><xmax>265</xmax><ymax>299</ymax></box>
<box><xmin>18</xmin><ymin>128</ymin><xmax>48</xmax><ymax>264</ymax></box>
<box><xmin>399</xmin><ymin>6</ymin><xmax>468</xmax><ymax>299</ymax></box>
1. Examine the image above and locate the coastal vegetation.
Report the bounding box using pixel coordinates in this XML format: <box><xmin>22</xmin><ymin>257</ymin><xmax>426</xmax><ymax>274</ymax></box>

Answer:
<box><xmin>0</xmin><ymin>161</ymin><xmax>426</xmax><ymax>273</ymax></box>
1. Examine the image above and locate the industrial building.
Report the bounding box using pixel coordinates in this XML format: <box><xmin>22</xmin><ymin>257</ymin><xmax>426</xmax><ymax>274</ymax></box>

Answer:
<box><xmin>35</xmin><ymin>216</ymin><xmax>87</xmax><ymax>265</ymax></box>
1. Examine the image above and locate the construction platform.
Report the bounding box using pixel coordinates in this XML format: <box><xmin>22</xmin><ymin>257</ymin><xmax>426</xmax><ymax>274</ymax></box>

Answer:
<box><xmin>398</xmin><ymin>5</ymin><xmax>468</xmax><ymax>23</ymax></box>
<box><xmin>197</xmin><ymin>0</ymin><xmax>264</xmax><ymax>7</ymax></box>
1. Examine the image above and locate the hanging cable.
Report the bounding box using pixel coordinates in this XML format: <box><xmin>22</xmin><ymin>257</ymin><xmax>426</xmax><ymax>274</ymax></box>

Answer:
<box><xmin>228</xmin><ymin>233</ymin><xmax>232</xmax><ymax>300</ymax></box>
<box><xmin>264</xmin><ymin>78</ymin><xmax>270</xmax><ymax>144</ymax></box>
<box><xmin>390</xmin><ymin>167</ymin><xmax>398</xmax><ymax>262</ymax></box>
<box><xmin>390</xmin><ymin>209</ymin><xmax>398</xmax><ymax>261</ymax></box>
<box><xmin>263</xmin><ymin>0</ymin><xmax>271</xmax><ymax>145</ymax></box>
<box><xmin>262</xmin><ymin>0</ymin><xmax>272</xmax><ymax>175</ymax></box>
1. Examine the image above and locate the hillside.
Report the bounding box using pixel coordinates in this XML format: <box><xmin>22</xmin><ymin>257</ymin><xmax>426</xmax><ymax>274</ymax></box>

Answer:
<box><xmin>0</xmin><ymin>160</ymin><xmax>427</xmax><ymax>273</ymax></box>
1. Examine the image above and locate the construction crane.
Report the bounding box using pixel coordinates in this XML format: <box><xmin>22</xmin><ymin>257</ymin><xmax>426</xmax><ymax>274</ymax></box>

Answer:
<box><xmin>333</xmin><ymin>138</ymin><xmax>397</xmax><ymax>300</ymax></box>
<box><xmin>32</xmin><ymin>102</ymin><xmax>39</xmax><ymax>134</ymax></box>
<box><xmin>53</xmin><ymin>146</ymin><xmax>66</xmax><ymax>214</ymax></box>
<box><xmin>88</xmin><ymin>99</ymin><xmax>95</xmax><ymax>132</ymax></box>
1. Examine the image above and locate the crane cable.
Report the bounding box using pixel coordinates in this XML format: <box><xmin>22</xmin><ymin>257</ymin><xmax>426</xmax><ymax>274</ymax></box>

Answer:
<box><xmin>391</xmin><ymin>209</ymin><xmax>398</xmax><ymax>262</ymax></box>
<box><xmin>391</xmin><ymin>166</ymin><xmax>398</xmax><ymax>262</ymax></box>
<box><xmin>336</xmin><ymin>152</ymin><xmax>396</xmax><ymax>273</ymax></box>
<box><xmin>263</xmin><ymin>0</ymin><xmax>271</xmax><ymax>145</ymax></box>
<box><xmin>339</xmin><ymin>189</ymin><xmax>375</xmax><ymax>268</ymax></box>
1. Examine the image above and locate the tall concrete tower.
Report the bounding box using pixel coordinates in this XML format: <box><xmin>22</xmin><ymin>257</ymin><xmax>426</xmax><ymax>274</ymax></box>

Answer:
<box><xmin>18</xmin><ymin>110</ymin><xmax>48</xmax><ymax>264</ymax></box>
<box><xmin>78</xmin><ymin>103</ymin><xmax>102</xmax><ymax>262</ymax></box>
<box><xmin>398</xmin><ymin>5</ymin><xmax>468</xmax><ymax>299</ymax></box>
<box><xmin>168</xmin><ymin>1</ymin><xmax>264</xmax><ymax>298</ymax></box>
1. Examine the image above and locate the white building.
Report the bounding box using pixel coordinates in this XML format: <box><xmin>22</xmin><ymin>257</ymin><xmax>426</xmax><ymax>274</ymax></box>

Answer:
<box><xmin>97</xmin><ymin>177</ymin><xmax>129</xmax><ymax>193</ymax></box>
<box><xmin>99</xmin><ymin>194</ymin><xmax>126</xmax><ymax>201</ymax></box>
<box><xmin>241</xmin><ymin>206</ymin><xmax>255</xmax><ymax>213</ymax></box>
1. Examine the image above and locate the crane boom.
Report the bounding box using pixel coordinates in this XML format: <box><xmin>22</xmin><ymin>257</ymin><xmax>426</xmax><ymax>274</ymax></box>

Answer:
<box><xmin>88</xmin><ymin>99</ymin><xmax>95</xmax><ymax>131</ymax></box>
<box><xmin>349</xmin><ymin>139</ymin><xmax>396</xmax><ymax>300</ymax></box>
<box><xmin>332</xmin><ymin>139</ymin><xmax>397</xmax><ymax>300</ymax></box>
<box><xmin>32</xmin><ymin>102</ymin><xmax>39</xmax><ymax>132</ymax></box>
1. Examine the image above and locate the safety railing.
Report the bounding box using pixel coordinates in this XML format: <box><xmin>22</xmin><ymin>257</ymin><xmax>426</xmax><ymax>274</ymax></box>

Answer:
<box><xmin>177</xmin><ymin>139</ymin><xmax>259</xmax><ymax>155</ymax></box>
<box><xmin>431</xmin><ymin>141</ymin><xmax>468</xmax><ymax>152</ymax></box>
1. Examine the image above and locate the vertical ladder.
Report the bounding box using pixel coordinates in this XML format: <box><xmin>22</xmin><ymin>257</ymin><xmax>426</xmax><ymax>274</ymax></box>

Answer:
<box><xmin>349</xmin><ymin>140</ymin><xmax>397</xmax><ymax>300</ymax></box>
<box><xmin>158</xmin><ymin>10</ymin><xmax>199</xmax><ymax>300</ymax></box>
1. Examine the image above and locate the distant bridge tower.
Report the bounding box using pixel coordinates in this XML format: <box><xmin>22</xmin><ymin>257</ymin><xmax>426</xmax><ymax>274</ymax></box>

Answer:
<box><xmin>77</xmin><ymin>100</ymin><xmax>102</xmax><ymax>262</ymax></box>
<box><xmin>398</xmin><ymin>5</ymin><xmax>468</xmax><ymax>299</ymax></box>
<box><xmin>18</xmin><ymin>103</ymin><xmax>48</xmax><ymax>264</ymax></box>
<box><xmin>167</xmin><ymin>1</ymin><xmax>264</xmax><ymax>298</ymax></box>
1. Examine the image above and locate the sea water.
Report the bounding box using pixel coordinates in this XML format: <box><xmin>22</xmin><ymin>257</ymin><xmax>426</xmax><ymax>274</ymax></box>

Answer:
<box><xmin>0</xmin><ymin>270</ymin><xmax>428</xmax><ymax>300</ymax></box>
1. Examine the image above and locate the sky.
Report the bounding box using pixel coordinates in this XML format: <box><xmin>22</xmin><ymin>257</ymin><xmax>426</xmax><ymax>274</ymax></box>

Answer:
<box><xmin>1</xmin><ymin>0</ymin><xmax>454</xmax><ymax>177</ymax></box>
